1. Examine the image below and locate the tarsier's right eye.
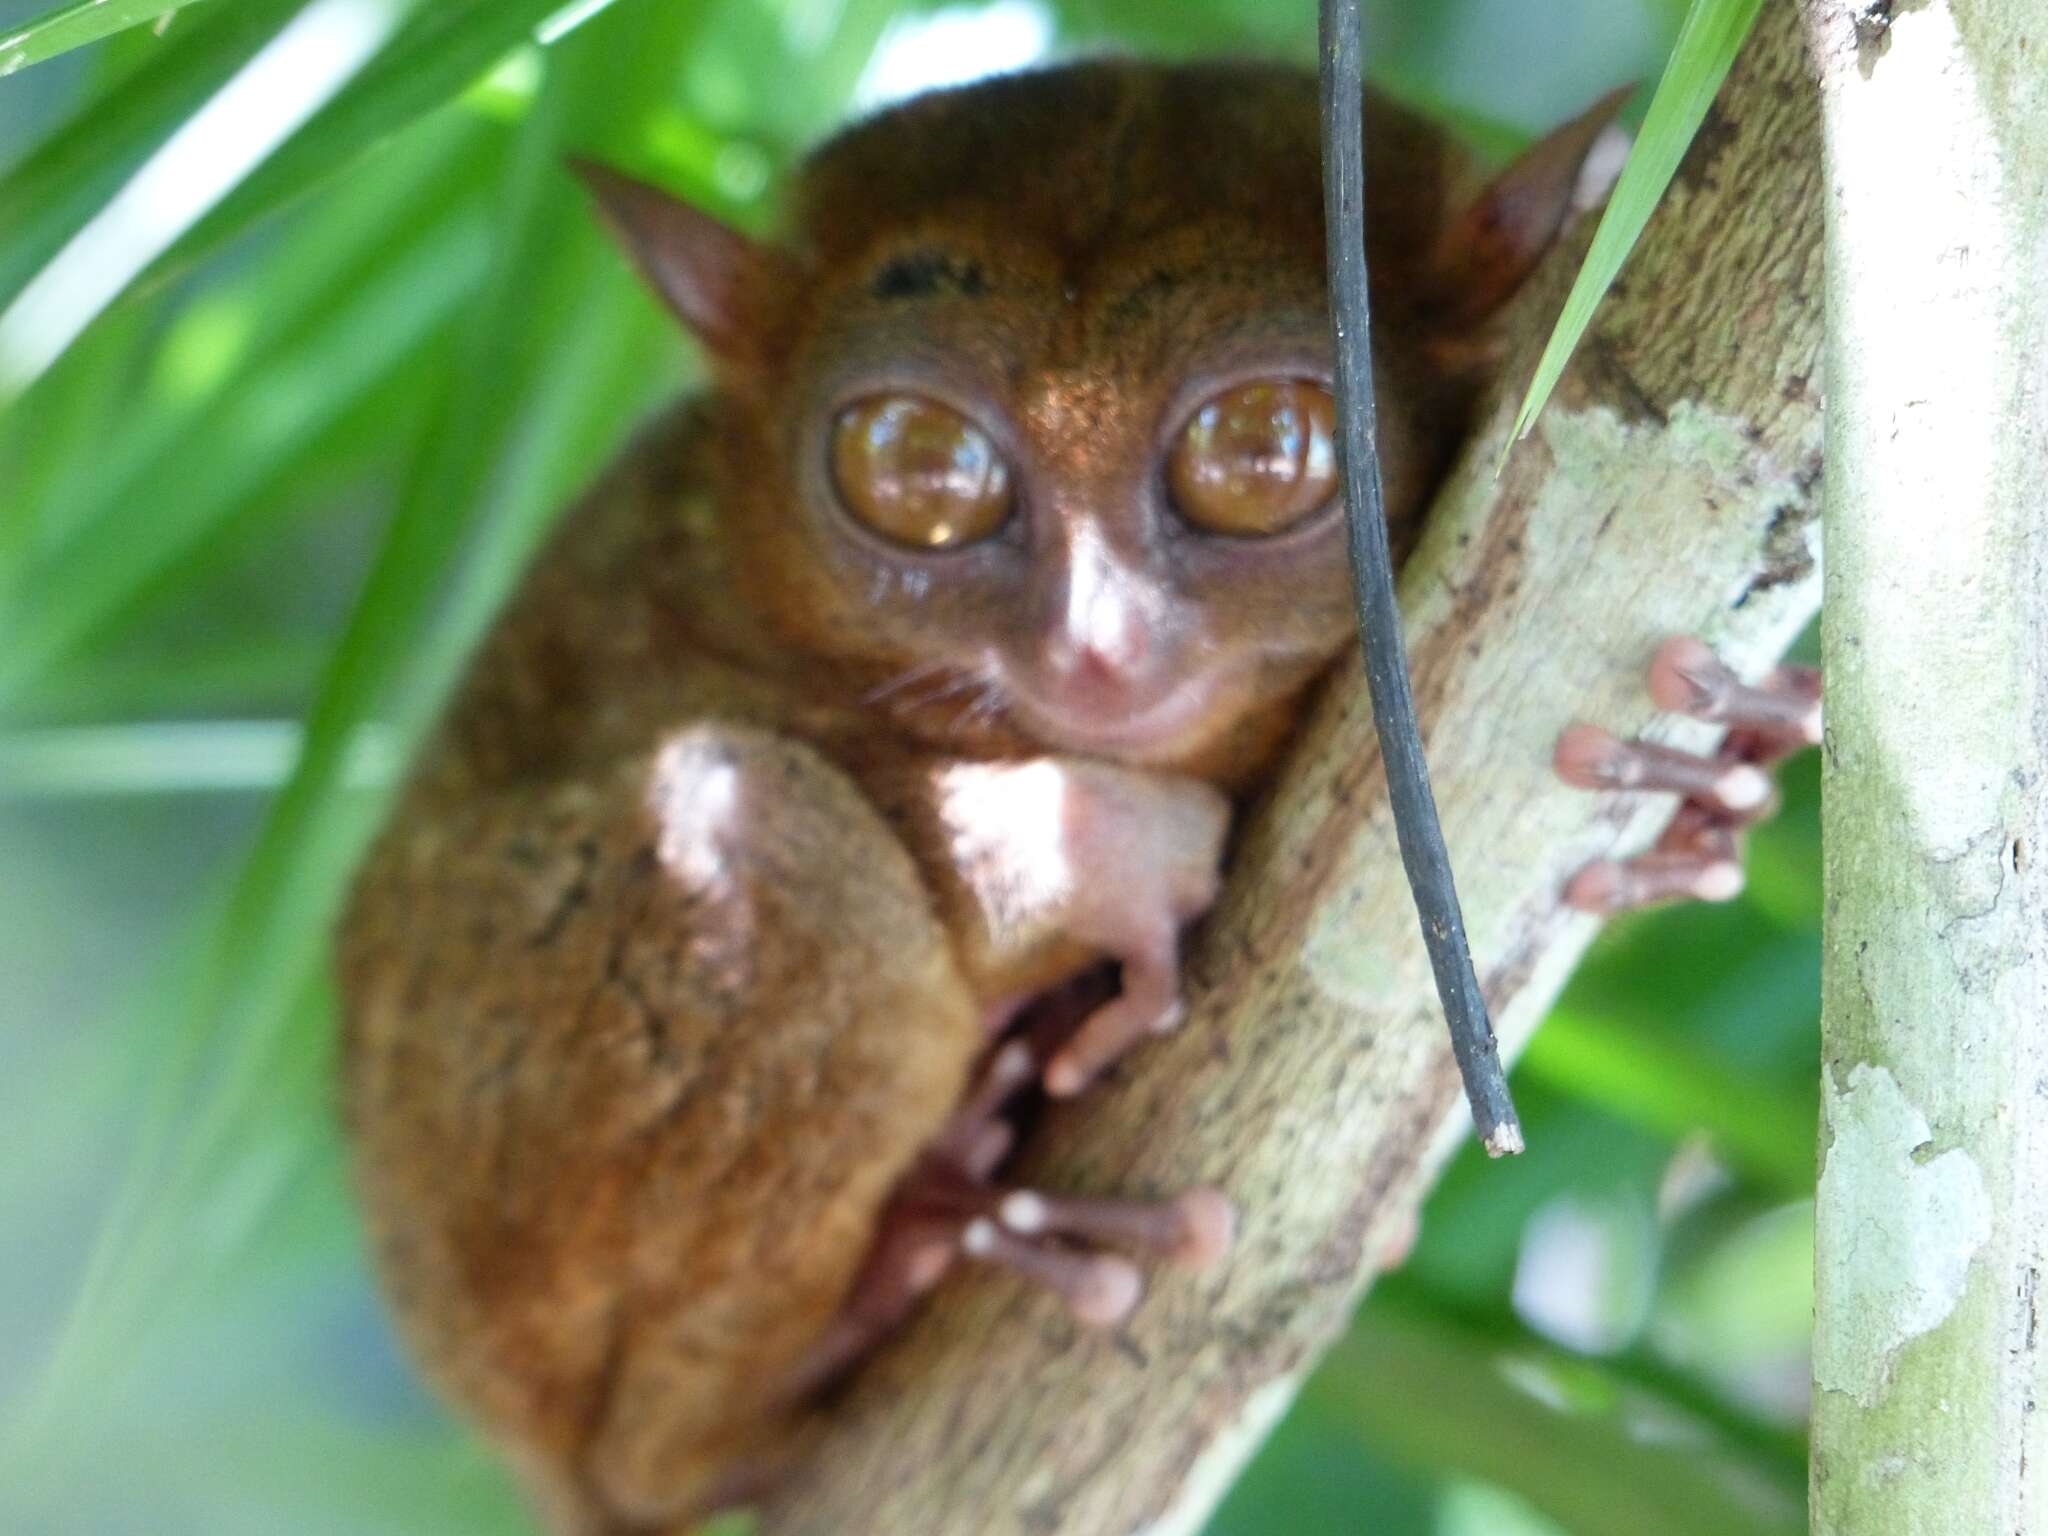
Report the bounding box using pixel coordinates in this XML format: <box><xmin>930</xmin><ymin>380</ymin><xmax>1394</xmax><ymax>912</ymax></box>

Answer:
<box><xmin>830</xmin><ymin>394</ymin><xmax>1013</xmax><ymax>549</ymax></box>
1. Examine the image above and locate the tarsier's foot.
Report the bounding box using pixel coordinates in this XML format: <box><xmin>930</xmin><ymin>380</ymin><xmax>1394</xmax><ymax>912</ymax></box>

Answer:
<box><xmin>1555</xmin><ymin>635</ymin><xmax>1821</xmax><ymax>913</ymax></box>
<box><xmin>788</xmin><ymin>1154</ymin><xmax>1230</xmax><ymax>1399</ymax></box>
<box><xmin>907</xmin><ymin>1151</ymin><xmax>1232</xmax><ymax>1315</ymax></box>
<box><xmin>788</xmin><ymin>1004</ymin><xmax>1234</xmax><ymax>1401</ymax></box>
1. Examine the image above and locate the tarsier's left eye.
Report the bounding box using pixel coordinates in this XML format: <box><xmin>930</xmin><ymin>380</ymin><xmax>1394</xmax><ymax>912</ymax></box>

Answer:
<box><xmin>1168</xmin><ymin>379</ymin><xmax>1338</xmax><ymax>537</ymax></box>
<box><xmin>830</xmin><ymin>394</ymin><xmax>1013</xmax><ymax>549</ymax></box>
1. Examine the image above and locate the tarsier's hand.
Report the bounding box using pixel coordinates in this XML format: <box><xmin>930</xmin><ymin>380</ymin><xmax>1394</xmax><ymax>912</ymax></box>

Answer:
<box><xmin>1030</xmin><ymin>761</ymin><xmax>1230</xmax><ymax>1098</ymax></box>
<box><xmin>793</xmin><ymin>761</ymin><xmax>1236</xmax><ymax>1381</ymax></box>
<box><xmin>1554</xmin><ymin>636</ymin><xmax>1822</xmax><ymax>912</ymax></box>
<box><xmin>928</xmin><ymin>757</ymin><xmax>1230</xmax><ymax>1094</ymax></box>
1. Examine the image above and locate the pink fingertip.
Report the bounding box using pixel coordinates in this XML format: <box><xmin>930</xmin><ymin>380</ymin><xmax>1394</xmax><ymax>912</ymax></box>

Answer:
<box><xmin>904</xmin><ymin>1240</ymin><xmax>956</xmax><ymax>1293</ymax></box>
<box><xmin>1171</xmin><ymin>1188</ymin><xmax>1237</xmax><ymax>1269</ymax></box>
<box><xmin>1564</xmin><ymin>861</ymin><xmax>1626</xmax><ymax>913</ymax></box>
<box><xmin>999</xmin><ymin>1190</ymin><xmax>1050</xmax><ymax>1235</ymax></box>
<box><xmin>1378</xmin><ymin>1210</ymin><xmax>1421</xmax><ymax>1269</ymax></box>
<box><xmin>1070</xmin><ymin>1257</ymin><xmax>1143</xmax><ymax>1327</ymax></box>
<box><xmin>1041</xmin><ymin>1055</ymin><xmax>1086</xmax><ymax>1099</ymax></box>
<box><xmin>1714</xmin><ymin>763</ymin><xmax>1773</xmax><ymax>811</ymax></box>
<box><xmin>1694</xmin><ymin>861</ymin><xmax>1745</xmax><ymax>902</ymax></box>
<box><xmin>1647</xmin><ymin>635</ymin><xmax>1719</xmax><ymax>713</ymax></box>
<box><xmin>989</xmin><ymin>1040</ymin><xmax>1036</xmax><ymax>1088</ymax></box>
<box><xmin>1553</xmin><ymin>722</ymin><xmax>1623</xmax><ymax>788</ymax></box>
<box><xmin>962</xmin><ymin>1120</ymin><xmax>1015</xmax><ymax>1178</ymax></box>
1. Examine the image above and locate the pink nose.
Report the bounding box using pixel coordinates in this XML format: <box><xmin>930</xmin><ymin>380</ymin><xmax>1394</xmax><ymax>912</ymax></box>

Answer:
<box><xmin>1045</xmin><ymin>629</ymin><xmax>1146</xmax><ymax>687</ymax></box>
<box><xmin>1038</xmin><ymin>527</ymin><xmax>1166</xmax><ymax>698</ymax></box>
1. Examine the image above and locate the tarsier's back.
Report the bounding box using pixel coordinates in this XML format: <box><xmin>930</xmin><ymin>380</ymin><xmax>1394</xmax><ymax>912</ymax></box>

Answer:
<box><xmin>339</xmin><ymin>59</ymin><xmax>1651</xmax><ymax>1534</ymax></box>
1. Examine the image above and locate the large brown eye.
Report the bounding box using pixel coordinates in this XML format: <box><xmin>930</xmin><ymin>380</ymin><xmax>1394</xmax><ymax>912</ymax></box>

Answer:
<box><xmin>1167</xmin><ymin>379</ymin><xmax>1338</xmax><ymax>536</ymax></box>
<box><xmin>830</xmin><ymin>394</ymin><xmax>1012</xmax><ymax>549</ymax></box>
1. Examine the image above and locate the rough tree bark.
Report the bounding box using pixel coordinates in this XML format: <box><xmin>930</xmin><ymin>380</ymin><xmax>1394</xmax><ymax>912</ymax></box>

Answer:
<box><xmin>762</xmin><ymin>7</ymin><xmax>1824</xmax><ymax>1533</ymax></box>
<box><xmin>1805</xmin><ymin>2</ymin><xmax>2048</xmax><ymax>1532</ymax></box>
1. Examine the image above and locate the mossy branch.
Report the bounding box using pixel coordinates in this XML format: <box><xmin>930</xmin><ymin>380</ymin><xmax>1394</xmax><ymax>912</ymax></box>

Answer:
<box><xmin>1805</xmin><ymin>1</ymin><xmax>2048</xmax><ymax>1529</ymax></box>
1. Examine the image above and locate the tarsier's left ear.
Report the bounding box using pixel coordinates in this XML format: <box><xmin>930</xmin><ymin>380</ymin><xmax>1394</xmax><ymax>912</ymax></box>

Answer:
<box><xmin>1418</xmin><ymin>86</ymin><xmax>1634</xmax><ymax>341</ymax></box>
<box><xmin>571</xmin><ymin>158</ymin><xmax>792</xmax><ymax>367</ymax></box>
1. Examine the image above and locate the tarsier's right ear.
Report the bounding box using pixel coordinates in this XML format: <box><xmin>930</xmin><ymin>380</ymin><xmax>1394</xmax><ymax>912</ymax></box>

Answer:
<box><xmin>1417</xmin><ymin>86</ymin><xmax>1634</xmax><ymax>343</ymax></box>
<box><xmin>571</xmin><ymin>159</ymin><xmax>790</xmax><ymax>367</ymax></box>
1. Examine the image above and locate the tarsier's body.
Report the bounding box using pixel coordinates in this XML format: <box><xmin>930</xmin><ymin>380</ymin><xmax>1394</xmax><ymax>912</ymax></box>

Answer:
<box><xmin>340</xmin><ymin>62</ymin><xmax>1816</xmax><ymax>1534</ymax></box>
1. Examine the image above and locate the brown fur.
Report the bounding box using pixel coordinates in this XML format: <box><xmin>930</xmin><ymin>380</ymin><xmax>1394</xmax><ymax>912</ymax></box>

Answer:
<box><xmin>339</xmin><ymin>60</ymin><xmax>1614</xmax><ymax>1532</ymax></box>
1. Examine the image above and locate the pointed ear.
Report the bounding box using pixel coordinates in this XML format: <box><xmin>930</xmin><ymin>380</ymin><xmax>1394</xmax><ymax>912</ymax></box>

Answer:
<box><xmin>1418</xmin><ymin>85</ymin><xmax>1634</xmax><ymax>335</ymax></box>
<box><xmin>571</xmin><ymin>158</ymin><xmax>786</xmax><ymax>362</ymax></box>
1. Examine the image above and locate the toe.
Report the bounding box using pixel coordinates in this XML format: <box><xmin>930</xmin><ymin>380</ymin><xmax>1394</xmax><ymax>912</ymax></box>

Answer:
<box><xmin>1565</xmin><ymin>849</ymin><xmax>1746</xmax><ymax>914</ymax></box>
<box><xmin>1649</xmin><ymin>635</ymin><xmax>1822</xmax><ymax>741</ymax></box>
<box><xmin>1555</xmin><ymin>720</ymin><xmax>1778</xmax><ymax>819</ymax></box>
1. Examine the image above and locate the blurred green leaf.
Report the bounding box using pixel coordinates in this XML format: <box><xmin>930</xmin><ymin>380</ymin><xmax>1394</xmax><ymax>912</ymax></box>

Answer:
<box><xmin>0</xmin><ymin>0</ymin><xmax>306</xmax><ymax>302</ymax></box>
<box><xmin>1504</xmin><ymin>0</ymin><xmax>1763</xmax><ymax>450</ymax></box>
<box><xmin>1055</xmin><ymin>0</ymin><xmax>1313</xmax><ymax>54</ymax></box>
<box><xmin>1651</xmin><ymin>1200</ymin><xmax>1812</xmax><ymax>1424</ymax></box>
<box><xmin>1438</xmin><ymin>1482</ymin><xmax>1574</xmax><ymax>1536</ymax></box>
<box><xmin>1317</xmin><ymin>1300</ymin><xmax>1803</xmax><ymax>1536</ymax></box>
<box><xmin>0</xmin><ymin>298</ymin><xmax>150</xmax><ymax>566</ymax></box>
<box><xmin>1521</xmin><ymin>1008</ymin><xmax>1813</xmax><ymax>1193</ymax></box>
<box><xmin>0</xmin><ymin>0</ymin><xmax>213</xmax><ymax>77</ymax></box>
<box><xmin>0</xmin><ymin>215</ymin><xmax>483</xmax><ymax>701</ymax></box>
<box><xmin>159</xmin><ymin>0</ymin><xmax>594</xmax><ymax>282</ymax></box>
<box><xmin>0</xmin><ymin>0</ymin><xmax>604</xmax><ymax>399</ymax></box>
<box><xmin>0</xmin><ymin>108</ymin><xmax>500</xmax><ymax>697</ymax></box>
<box><xmin>0</xmin><ymin>2</ymin><xmax>694</xmax><ymax>1496</ymax></box>
<box><xmin>1402</xmin><ymin>1079</ymin><xmax>1670</xmax><ymax>1312</ymax></box>
<box><xmin>38</xmin><ymin>105</ymin><xmax>491</xmax><ymax>526</ymax></box>
<box><xmin>146</xmin><ymin>1417</ymin><xmax>528</xmax><ymax>1536</ymax></box>
<box><xmin>1207</xmin><ymin>1395</ymin><xmax>1435</xmax><ymax>1536</ymax></box>
<box><xmin>17</xmin><ymin>634</ymin><xmax>334</xmax><ymax>723</ymax></box>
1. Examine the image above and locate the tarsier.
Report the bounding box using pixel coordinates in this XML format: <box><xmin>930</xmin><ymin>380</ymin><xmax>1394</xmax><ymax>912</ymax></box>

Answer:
<box><xmin>340</xmin><ymin>60</ymin><xmax>1822</xmax><ymax>1534</ymax></box>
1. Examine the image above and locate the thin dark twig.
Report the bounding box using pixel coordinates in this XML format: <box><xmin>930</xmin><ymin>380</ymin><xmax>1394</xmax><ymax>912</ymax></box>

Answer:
<box><xmin>1317</xmin><ymin>0</ymin><xmax>1521</xmax><ymax>1156</ymax></box>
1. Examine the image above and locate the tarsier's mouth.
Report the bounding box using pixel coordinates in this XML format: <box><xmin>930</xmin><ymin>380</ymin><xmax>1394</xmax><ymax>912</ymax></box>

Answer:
<box><xmin>1001</xmin><ymin>672</ymin><xmax>1224</xmax><ymax>763</ymax></box>
<box><xmin>863</xmin><ymin>656</ymin><xmax>1227</xmax><ymax>763</ymax></box>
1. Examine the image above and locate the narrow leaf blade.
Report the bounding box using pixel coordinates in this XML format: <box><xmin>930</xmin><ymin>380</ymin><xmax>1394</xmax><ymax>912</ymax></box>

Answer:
<box><xmin>0</xmin><ymin>0</ymin><xmax>214</xmax><ymax>78</ymax></box>
<box><xmin>1504</xmin><ymin>0</ymin><xmax>1764</xmax><ymax>449</ymax></box>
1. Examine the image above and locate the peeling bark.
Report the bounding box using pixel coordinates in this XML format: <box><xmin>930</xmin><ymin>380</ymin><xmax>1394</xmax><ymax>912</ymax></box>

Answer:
<box><xmin>761</xmin><ymin>8</ymin><xmax>1824</xmax><ymax>1533</ymax></box>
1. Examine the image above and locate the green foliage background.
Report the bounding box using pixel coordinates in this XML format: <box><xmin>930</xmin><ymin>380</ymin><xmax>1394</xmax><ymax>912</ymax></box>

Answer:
<box><xmin>0</xmin><ymin>2</ymin><xmax>1813</xmax><ymax>1533</ymax></box>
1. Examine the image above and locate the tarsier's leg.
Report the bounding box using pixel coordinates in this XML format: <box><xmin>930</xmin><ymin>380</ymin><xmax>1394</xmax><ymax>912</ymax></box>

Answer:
<box><xmin>1555</xmin><ymin>635</ymin><xmax>1821</xmax><ymax>912</ymax></box>
<box><xmin>787</xmin><ymin>1143</ymin><xmax>1234</xmax><ymax>1399</ymax></box>
<box><xmin>341</xmin><ymin>726</ymin><xmax>988</xmax><ymax>1533</ymax></box>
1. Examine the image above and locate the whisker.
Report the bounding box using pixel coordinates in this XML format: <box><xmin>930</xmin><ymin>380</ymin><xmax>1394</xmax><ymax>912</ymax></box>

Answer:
<box><xmin>868</xmin><ymin>660</ymin><xmax>1006</xmax><ymax>731</ymax></box>
<box><xmin>917</xmin><ymin>672</ymin><xmax>991</xmax><ymax>706</ymax></box>
<box><xmin>959</xmin><ymin>683</ymin><xmax>1007</xmax><ymax>727</ymax></box>
<box><xmin>861</xmin><ymin>660</ymin><xmax>950</xmax><ymax>706</ymax></box>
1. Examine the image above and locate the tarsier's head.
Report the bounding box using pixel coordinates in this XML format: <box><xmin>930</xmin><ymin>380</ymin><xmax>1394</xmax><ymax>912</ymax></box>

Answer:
<box><xmin>581</xmin><ymin>62</ymin><xmax>1619</xmax><ymax>774</ymax></box>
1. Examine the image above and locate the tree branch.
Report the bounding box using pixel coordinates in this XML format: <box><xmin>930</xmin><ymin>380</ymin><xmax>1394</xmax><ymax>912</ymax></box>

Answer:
<box><xmin>761</xmin><ymin>9</ymin><xmax>1823</xmax><ymax>1532</ymax></box>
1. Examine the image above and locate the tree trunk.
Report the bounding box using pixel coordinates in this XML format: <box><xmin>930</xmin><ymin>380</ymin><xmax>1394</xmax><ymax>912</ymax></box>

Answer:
<box><xmin>761</xmin><ymin>7</ymin><xmax>1824</xmax><ymax>1532</ymax></box>
<box><xmin>1805</xmin><ymin>2</ymin><xmax>2048</xmax><ymax>1531</ymax></box>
